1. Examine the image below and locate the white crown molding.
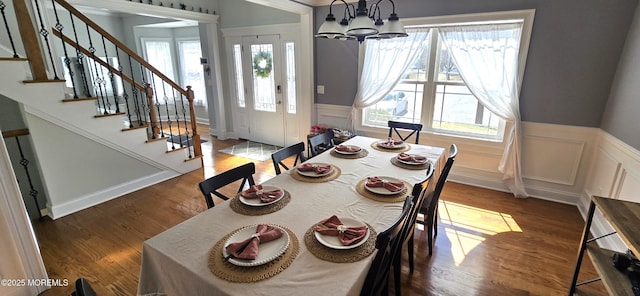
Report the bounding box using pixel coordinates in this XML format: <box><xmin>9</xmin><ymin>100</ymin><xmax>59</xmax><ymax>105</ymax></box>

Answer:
<box><xmin>66</xmin><ymin>0</ymin><xmax>218</xmax><ymax>23</ymax></box>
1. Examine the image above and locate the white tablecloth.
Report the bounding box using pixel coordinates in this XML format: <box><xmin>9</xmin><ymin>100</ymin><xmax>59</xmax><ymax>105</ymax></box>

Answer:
<box><xmin>137</xmin><ymin>136</ymin><xmax>445</xmax><ymax>296</ymax></box>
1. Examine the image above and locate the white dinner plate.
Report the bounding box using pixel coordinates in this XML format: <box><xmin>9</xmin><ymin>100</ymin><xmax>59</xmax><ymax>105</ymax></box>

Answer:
<box><xmin>364</xmin><ymin>176</ymin><xmax>405</xmax><ymax>195</ymax></box>
<box><xmin>296</xmin><ymin>163</ymin><xmax>334</xmax><ymax>177</ymax></box>
<box><xmin>396</xmin><ymin>154</ymin><xmax>429</xmax><ymax>165</ymax></box>
<box><xmin>222</xmin><ymin>225</ymin><xmax>290</xmax><ymax>267</ymax></box>
<box><xmin>333</xmin><ymin>145</ymin><xmax>362</xmax><ymax>155</ymax></box>
<box><xmin>238</xmin><ymin>185</ymin><xmax>284</xmax><ymax>207</ymax></box>
<box><xmin>314</xmin><ymin>217</ymin><xmax>370</xmax><ymax>250</ymax></box>
<box><xmin>377</xmin><ymin>139</ymin><xmax>406</xmax><ymax>149</ymax></box>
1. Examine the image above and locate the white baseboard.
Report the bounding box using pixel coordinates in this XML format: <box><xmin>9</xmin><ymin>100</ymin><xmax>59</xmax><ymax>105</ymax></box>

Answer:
<box><xmin>48</xmin><ymin>170</ymin><xmax>179</xmax><ymax>219</ymax></box>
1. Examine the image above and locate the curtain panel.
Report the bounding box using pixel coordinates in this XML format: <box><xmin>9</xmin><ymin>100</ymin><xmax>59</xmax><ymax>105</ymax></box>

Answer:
<box><xmin>350</xmin><ymin>28</ymin><xmax>431</xmax><ymax>130</ymax></box>
<box><xmin>439</xmin><ymin>23</ymin><xmax>528</xmax><ymax>198</ymax></box>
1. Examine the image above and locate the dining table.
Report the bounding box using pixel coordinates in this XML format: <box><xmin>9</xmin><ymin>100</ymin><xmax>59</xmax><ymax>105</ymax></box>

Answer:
<box><xmin>137</xmin><ymin>136</ymin><xmax>446</xmax><ymax>296</ymax></box>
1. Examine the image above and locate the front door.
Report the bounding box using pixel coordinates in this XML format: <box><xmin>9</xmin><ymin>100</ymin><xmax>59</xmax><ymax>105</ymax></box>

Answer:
<box><xmin>238</xmin><ymin>35</ymin><xmax>285</xmax><ymax>147</ymax></box>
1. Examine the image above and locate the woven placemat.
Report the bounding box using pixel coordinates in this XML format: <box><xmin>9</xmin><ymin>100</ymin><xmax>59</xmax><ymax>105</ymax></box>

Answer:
<box><xmin>304</xmin><ymin>223</ymin><xmax>377</xmax><ymax>263</ymax></box>
<box><xmin>355</xmin><ymin>178</ymin><xmax>410</xmax><ymax>202</ymax></box>
<box><xmin>208</xmin><ymin>225</ymin><xmax>299</xmax><ymax>283</ymax></box>
<box><xmin>229</xmin><ymin>190</ymin><xmax>291</xmax><ymax>216</ymax></box>
<box><xmin>330</xmin><ymin>148</ymin><xmax>369</xmax><ymax>159</ymax></box>
<box><xmin>370</xmin><ymin>141</ymin><xmax>411</xmax><ymax>152</ymax></box>
<box><xmin>290</xmin><ymin>166</ymin><xmax>341</xmax><ymax>183</ymax></box>
<box><xmin>390</xmin><ymin>157</ymin><xmax>432</xmax><ymax>170</ymax></box>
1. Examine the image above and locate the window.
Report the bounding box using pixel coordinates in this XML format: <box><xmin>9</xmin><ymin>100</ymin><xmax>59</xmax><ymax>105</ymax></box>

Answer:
<box><xmin>361</xmin><ymin>12</ymin><xmax>532</xmax><ymax>141</ymax></box>
<box><xmin>285</xmin><ymin>42</ymin><xmax>297</xmax><ymax>114</ymax></box>
<box><xmin>142</xmin><ymin>38</ymin><xmax>176</xmax><ymax>98</ymax></box>
<box><xmin>177</xmin><ymin>40</ymin><xmax>206</xmax><ymax>106</ymax></box>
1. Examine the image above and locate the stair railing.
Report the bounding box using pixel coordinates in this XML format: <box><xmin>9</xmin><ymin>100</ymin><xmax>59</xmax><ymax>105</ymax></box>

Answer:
<box><xmin>3</xmin><ymin>0</ymin><xmax>202</xmax><ymax>159</ymax></box>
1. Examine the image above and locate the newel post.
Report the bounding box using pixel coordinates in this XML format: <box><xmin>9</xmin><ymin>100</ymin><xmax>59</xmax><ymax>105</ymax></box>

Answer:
<box><xmin>186</xmin><ymin>86</ymin><xmax>202</xmax><ymax>158</ymax></box>
<box><xmin>144</xmin><ymin>83</ymin><xmax>160</xmax><ymax>138</ymax></box>
<box><xmin>13</xmin><ymin>0</ymin><xmax>47</xmax><ymax>80</ymax></box>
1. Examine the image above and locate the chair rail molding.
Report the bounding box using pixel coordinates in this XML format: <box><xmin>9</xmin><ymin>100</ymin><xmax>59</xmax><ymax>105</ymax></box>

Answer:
<box><xmin>315</xmin><ymin>104</ymin><xmax>599</xmax><ymax>205</ymax></box>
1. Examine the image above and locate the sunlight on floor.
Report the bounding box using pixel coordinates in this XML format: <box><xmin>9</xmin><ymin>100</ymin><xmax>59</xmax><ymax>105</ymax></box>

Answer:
<box><xmin>438</xmin><ymin>200</ymin><xmax>523</xmax><ymax>266</ymax></box>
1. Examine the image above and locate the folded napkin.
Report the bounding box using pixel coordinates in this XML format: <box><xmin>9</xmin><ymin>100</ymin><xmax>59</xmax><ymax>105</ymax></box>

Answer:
<box><xmin>380</xmin><ymin>137</ymin><xmax>404</xmax><ymax>147</ymax></box>
<box><xmin>335</xmin><ymin>145</ymin><xmax>361</xmax><ymax>153</ymax></box>
<box><xmin>315</xmin><ymin>215</ymin><xmax>369</xmax><ymax>246</ymax></box>
<box><xmin>240</xmin><ymin>185</ymin><xmax>283</xmax><ymax>203</ymax></box>
<box><xmin>297</xmin><ymin>163</ymin><xmax>332</xmax><ymax>174</ymax></box>
<box><xmin>366</xmin><ymin>176</ymin><xmax>405</xmax><ymax>192</ymax></box>
<box><xmin>397</xmin><ymin>152</ymin><xmax>427</xmax><ymax>163</ymax></box>
<box><xmin>225</xmin><ymin>225</ymin><xmax>284</xmax><ymax>260</ymax></box>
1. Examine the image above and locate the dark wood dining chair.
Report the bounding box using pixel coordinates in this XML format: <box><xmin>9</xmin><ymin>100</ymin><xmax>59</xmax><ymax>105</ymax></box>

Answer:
<box><xmin>417</xmin><ymin>143</ymin><xmax>458</xmax><ymax>255</ymax></box>
<box><xmin>71</xmin><ymin>278</ymin><xmax>97</xmax><ymax>296</ymax></box>
<box><xmin>393</xmin><ymin>162</ymin><xmax>436</xmax><ymax>291</ymax></box>
<box><xmin>308</xmin><ymin>131</ymin><xmax>335</xmax><ymax>158</ymax></box>
<box><xmin>198</xmin><ymin>162</ymin><xmax>256</xmax><ymax>209</ymax></box>
<box><xmin>271</xmin><ymin>142</ymin><xmax>306</xmax><ymax>175</ymax></box>
<box><xmin>388</xmin><ymin>120</ymin><xmax>423</xmax><ymax>144</ymax></box>
<box><xmin>360</xmin><ymin>196</ymin><xmax>413</xmax><ymax>296</ymax></box>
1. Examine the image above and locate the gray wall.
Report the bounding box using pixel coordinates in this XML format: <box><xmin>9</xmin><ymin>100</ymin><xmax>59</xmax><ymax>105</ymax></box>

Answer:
<box><xmin>314</xmin><ymin>0</ymin><xmax>638</xmax><ymax>128</ymax></box>
<box><xmin>218</xmin><ymin>0</ymin><xmax>299</xmax><ymax>28</ymax></box>
<box><xmin>601</xmin><ymin>5</ymin><xmax>640</xmax><ymax>150</ymax></box>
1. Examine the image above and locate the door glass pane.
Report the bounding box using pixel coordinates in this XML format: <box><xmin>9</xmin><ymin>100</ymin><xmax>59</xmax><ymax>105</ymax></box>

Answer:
<box><xmin>178</xmin><ymin>40</ymin><xmax>206</xmax><ymax>106</ymax></box>
<box><xmin>285</xmin><ymin>42</ymin><xmax>296</xmax><ymax>114</ymax></box>
<box><xmin>251</xmin><ymin>44</ymin><xmax>276</xmax><ymax>112</ymax></box>
<box><xmin>233</xmin><ymin>44</ymin><xmax>246</xmax><ymax>108</ymax></box>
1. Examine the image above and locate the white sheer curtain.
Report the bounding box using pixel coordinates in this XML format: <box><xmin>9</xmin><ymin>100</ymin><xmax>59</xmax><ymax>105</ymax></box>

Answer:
<box><xmin>350</xmin><ymin>28</ymin><xmax>430</xmax><ymax>129</ymax></box>
<box><xmin>439</xmin><ymin>24</ymin><xmax>528</xmax><ymax>198</ymax></box>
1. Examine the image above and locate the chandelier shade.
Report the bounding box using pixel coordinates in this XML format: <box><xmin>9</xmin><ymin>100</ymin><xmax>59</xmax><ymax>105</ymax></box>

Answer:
<box><xmin>317</xmin><ymin>0</ymin><xmax>406</xmax><ymax>43</ymax></box>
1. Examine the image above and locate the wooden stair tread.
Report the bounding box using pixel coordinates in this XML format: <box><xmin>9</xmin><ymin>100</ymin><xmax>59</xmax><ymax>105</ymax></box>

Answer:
<box><xmin>94</xmin><ymin>112</ymin><xmax>126</xmax><ymax>118</ymax></box>
<box><xmin>122</xmin><ymin>125</ymin><xmax>149</xmax><ymax>132</ymax></box>
<box><xmin>23</xmin><ymin>79</ymin><xmax>65</xmax><ymax>84</ymax></box>
<box><xmin>0</xmin><ymin>57</ymin><xmax>29</xmax><ymax>61</ymax></box>
<box><xmin>62</xmin><ymin>97</ymin><xmax>97</xmax><ymax>102</ymax></box>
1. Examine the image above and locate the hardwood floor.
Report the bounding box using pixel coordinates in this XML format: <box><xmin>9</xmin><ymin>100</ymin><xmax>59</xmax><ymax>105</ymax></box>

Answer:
<box><xmin>34</xmin><ymin>127</ymin><xmax>606</xmax><ymax>295</ymax></box>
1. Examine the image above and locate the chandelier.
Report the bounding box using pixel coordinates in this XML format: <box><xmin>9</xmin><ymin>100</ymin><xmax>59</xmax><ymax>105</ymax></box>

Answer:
<box><xmin>315</xmin><ymin>0</ymin><xmax>407</xmax><ymax>43</ymax></box>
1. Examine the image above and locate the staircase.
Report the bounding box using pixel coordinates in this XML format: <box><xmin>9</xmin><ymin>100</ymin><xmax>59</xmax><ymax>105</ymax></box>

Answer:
<box><xmin>0</xmin><ymin>0</ymin><xmax>203</xmax><ymax>219</ymax></box>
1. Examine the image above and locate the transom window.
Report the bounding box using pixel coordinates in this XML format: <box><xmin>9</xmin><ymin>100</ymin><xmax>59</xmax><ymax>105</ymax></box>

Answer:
<box><xmin>362</xmin><ymin>12</ymin><xmax>532</xmax><ymax>141</ymax></box>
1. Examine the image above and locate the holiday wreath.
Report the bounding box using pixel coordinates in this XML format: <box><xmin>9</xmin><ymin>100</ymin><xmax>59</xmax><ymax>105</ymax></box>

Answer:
<box><xmin>253</xmin><ymin>51</ymin><xmax>273</xmax><ymax>78</ymax></box>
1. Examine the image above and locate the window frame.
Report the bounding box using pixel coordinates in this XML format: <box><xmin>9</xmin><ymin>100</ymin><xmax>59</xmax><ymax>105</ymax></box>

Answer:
<box><xmin>356</xmin><ymin>9</ymin><xmax>535</xmax><ymax>143</ymax></box>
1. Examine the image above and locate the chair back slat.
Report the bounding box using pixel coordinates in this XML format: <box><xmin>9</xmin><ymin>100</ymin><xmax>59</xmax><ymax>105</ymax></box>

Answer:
<box><xmin>388</xmin><ymin>120</ymin><xmax>423</xmax><ymax>144</ymax></box>
<box><xmin>198</xmin><ymin>162</ymin><xmax>256</xmax><ymax>209</ymax></box>
<box><xmin>308</xmin><ymin>131</ymin><xmax>335</xmax><ymax>158</ymax></box>
<box><xmin>271</xmin><ymin>142</ymin><xmax>306</xmax><ymax>175</ymax></box>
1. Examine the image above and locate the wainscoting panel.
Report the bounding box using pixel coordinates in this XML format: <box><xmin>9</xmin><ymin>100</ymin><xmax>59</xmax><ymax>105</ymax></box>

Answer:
<box><xmin>581</xmin><ymin>131</ymin><xmax>640</xmax><ymax>252</ymax></box>
<box><xmin>616</xmin><ymin>169</ymin><xmax>640</xmax><ymax>203</ymax></box>
<box><xmin>522</xmin><ymin>135</ymin><xmax>584</xmax><ymax>185</ymax></box>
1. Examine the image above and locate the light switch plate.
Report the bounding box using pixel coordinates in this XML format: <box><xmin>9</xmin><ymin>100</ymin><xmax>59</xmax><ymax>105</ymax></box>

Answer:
<box><xmin>317</xmin><ymin>85</ymin><xmax>325</xmax><ymax>94</ymax></box>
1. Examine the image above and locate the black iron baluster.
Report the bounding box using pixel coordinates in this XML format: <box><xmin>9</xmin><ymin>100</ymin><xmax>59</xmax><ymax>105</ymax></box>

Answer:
<box><xmin>86</xmin><ymin>24</ymin><xmax>108</xmax><ymax>114</ymax></box>
<box><xmin>161</xmin><ymin>83</ymin><xmax>175</xmax><ymax>150</ymax></box>
<box><xmin>0</xmin><ymin>1</ymin><xmax>19</xmax><ymax>58</ymax></box>
<box><xmin>139</xmin><ymin>65</ymin><xmax>152</xmax><ymax>126</ymax></box>
<box><xmin>101</xmin><ymin>36</ymin><xmax>118</xmax><ymax>113</ymax></box>
<box><xmin>14</xmin><ymin>137</ymin><xmax>42</xmax><ymax>220</ymax></box>
<box><xmin>127</xmin><ymin>55</ymin><xmax>143</xmax><ymax>127</ymax></box>
<box><xmin>179</xmin><ymin>90</ymin><xmax>193</xmax><ymax>158</ymax></box>
<box><xmin>69</xmin><ymin>13</ymin><xmax>91</xmax><ymax>97</ymax></box>
<box><xmin>154</xmin><ymin>74</ymin><xmax>166</xmax><ymax>139</ymax></box>
<box><xmin>115</xmin><ymin>46</ymin><xmax>133</xmax><ymax>125</ymax></box>
<box><xmin>32</xmin><ymin>0</ymin><xmax>58</xmax><ymax>79</ymax></box>
<box><xmin>51</xmin><ymin>0</ymin><xmax>79</xmax><ymax>98</ymax></box>
<box><xmin>173</xmin><ymin>89</ymin><xmax>184</xmax><ymax>149</ymax></box>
